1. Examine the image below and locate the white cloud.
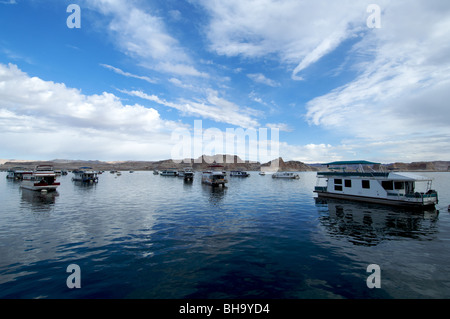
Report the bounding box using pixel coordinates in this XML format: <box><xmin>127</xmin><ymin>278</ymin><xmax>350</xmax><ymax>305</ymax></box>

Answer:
<box><xmin>120</xmin><ymin>88</ymin><xmax>260</xmax><ymax>129</ymax></box>
<box><xmin>265</xmin><ymin>123</ymin><xmax>292</xmax><ymax>132</ymax></box>
<box><xmin>0</xmin><ymin>63</ymin><xmax>185</xmax><ymax>160</ymax></box>
<box><xmin>154</xmin><ymin>62</ymin><xmax>209</xmax><ymax>78</ymax></box>
<box><xmin>197</xmin><ymin>0</ymin><xmax>368</xmax><ymax>78</ymax></box>
<box><xmin>247</xmin><ymin>73</ymin><xmax>280</xmax><ymax>87</ymax></box>
<box><xmin>100</xmin><ymin>64</ymin><xmax>157</xmax><ymax>84</ymax></box>
<box><xmin>303</xmin><ymin>1</ymin><xmax>450</xmax><ymax>161</ymax></box>
<box><xmin>86</xmin><ymin>0</ymin><xmax>206</xmax><ymax>77</ymax></box>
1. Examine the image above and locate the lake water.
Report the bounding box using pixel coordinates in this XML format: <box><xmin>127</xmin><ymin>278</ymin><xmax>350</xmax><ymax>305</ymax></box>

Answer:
<box><xmin>1</xmin><ymin>171</ymin><xmax>450</xmax><ymax>299</ymax></box>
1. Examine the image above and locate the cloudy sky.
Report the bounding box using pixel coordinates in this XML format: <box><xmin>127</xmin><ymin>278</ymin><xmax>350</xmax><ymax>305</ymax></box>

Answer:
<box><xmin>0</xmin><ymin>0</ymin><xmax>449</xmax><ymax>163</ymax></box>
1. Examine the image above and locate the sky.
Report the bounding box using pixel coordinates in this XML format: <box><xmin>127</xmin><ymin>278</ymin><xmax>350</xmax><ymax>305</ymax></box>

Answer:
<box><xmin>0</xmin><ymin>0</ymin><xmax>449</xmax><ymax>163</ymax></box>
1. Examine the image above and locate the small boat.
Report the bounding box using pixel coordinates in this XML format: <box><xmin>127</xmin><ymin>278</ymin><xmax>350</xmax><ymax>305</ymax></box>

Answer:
<box><xmin>160</xmin><ymin>168</ymin><xmax>178</xmax><ymax>176</ymax></box>
<box><xmin>272</xmin><ymin>172</ymin><xmax>299</xmax><ymax>179</ymax></box>
<box><xmin>259</xmin><ymin>171</ymin><xmax>266</xmax><ymax>176</ymax></box>
<box><xmin>6</xmin><ymin>167</ymin><xmax>33</xmax><ymax>180</ymax></box>
<box><xmin>21</xmin><ymin>165</ymin><xmax>60</xmax><ymax>192</ymax></box>
<box><xmin>129</xmin><ymin>170</ymin><xmax>134</xmax><ymax>173</ymax></box>
<box><xmin>153</xmin><ymin>170</ymin><xmax>159</xmax><ymax>175</ymax></box>
<box><xmin>116</xmin><ymin>171</ymin><xmax>122</xmax><ymax>176</ymax></box>
<box><xmin>178</xmin><ymin>167</ymin><xmax>194</xmax><ymax>181</ymax></box>
<box><xmin>314</xmin><ymin>160</ymin><xmax>438</xmax><ymax>209</ymax></box>
<box><xmin>72</xmin><ymin>167</ymin><xmax>99</xmax><ymax>183</ymax></box>
<box><xmin>229</xmin><ymin>171</ymin><xmax>250</xmax><ymax>177</ymax></box>
<box><xmin>202</xmin><ymin>165</ymin><xmax>227</xmax><ymax>187</ymax></box>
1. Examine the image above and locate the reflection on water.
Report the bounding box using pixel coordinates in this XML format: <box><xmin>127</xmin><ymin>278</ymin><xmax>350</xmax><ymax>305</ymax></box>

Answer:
<box><xmin>201</xmin><ymin>183</ymin><xmax>227</xmax><ymax>205</ymax></box>
<box><xmin>21</xmin><ymin>189</ymin><xmax>58</xmax><ymax>208</ymax></box>
<box><xmin>315</xmin><ymin>197</ymin><xmax>439</xmax><ymax>246</ymax></box>
<box><xmin>2</xmin><ymin>171</ymin><xmax>450</xmax><ymax>298</ymax></box>
<box><xmin>20</xmin><ymin>189</ymin><xmax>59</xmax><ymax>220</ymax></box>
<box><xmin>72</xmin><ymin>181</ymin><xmax>98</xmax><ymax>188</ymax></box>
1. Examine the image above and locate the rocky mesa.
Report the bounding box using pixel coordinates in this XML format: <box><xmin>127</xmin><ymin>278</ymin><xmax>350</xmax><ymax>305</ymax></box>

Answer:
<box><xmin>0</xmin><ymin>154</ymin><xmax>317</xmax><ymax>172</ymax></box>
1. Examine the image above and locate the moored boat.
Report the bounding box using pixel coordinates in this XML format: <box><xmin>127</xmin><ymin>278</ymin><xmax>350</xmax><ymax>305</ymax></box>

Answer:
<box><xmin>72</xmin><ymin>167</ymin><xmax>99</xmax><ymax>182</ymax></box>
<box><xmin>21</xmin><ymin>165</ymin><xmax>60</xmax><ymax>192</ymax></box>
<box><xmin>202</xmin><ymin>165</ymin><xmax>227</xmax><ymax>187</ymax></box>
<box><xmin>6</xmin><ymin>167</ymin><xmax>33</xmax><ymax>180</ymax></box>
<box><xmin>178</xmin><ymin>167</ymin><xmax>194</xmax><ymax>181</ymax></box>
<box><xmin>229</xmin><ymin>171</ymin><xmax>250</xmax><ymax>177</ymax></box>
<box><xmin>160</xmin><ymin>168</ymin><xmax>178</xmax><ymax>176</ymax></box>
<box><xmin>314</xmin><ymin>161</ymin><xmax>438</xmax><ymax>209</ymax></box>
<box><xmin>272</xmin><ymin>172</ymin><xmax>299</xmax><ymax>179</ymax></box>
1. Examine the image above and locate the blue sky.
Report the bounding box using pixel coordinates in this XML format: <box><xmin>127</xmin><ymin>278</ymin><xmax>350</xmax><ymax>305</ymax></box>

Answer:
<box><xmin>1</xmin><ymin>0</ymin><xmax>450</xmax><ymax>163</ymax></box>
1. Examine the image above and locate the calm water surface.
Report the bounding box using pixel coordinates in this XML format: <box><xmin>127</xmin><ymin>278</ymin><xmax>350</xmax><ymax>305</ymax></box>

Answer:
<box><xmin>1</xmin><ymin>171</ymin><xmax>450</xmax><ymax>299</ymax></box>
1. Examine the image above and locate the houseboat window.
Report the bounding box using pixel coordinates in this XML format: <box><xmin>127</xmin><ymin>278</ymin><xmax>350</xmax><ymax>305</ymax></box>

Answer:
<box><xmin>362</xmin><ymin>180</ymin><xmax>370</xmax><ymax>189</ymax></box>
<box><xmin>334</xmin><ymin>185</ymin><xmax>343</xmax><ymax>191</ymax></box>
<box><xmin>344</xmin><ymin>180</ymin><xmax>352</xmax><ymax>187</ymax></box>
<box><xmin>381</xmin><ymin>180</ymin><xmax>394</xmax><ymax>190</ymax></box>
<box><xmin>394</xmin><ymin>182</ymin><xmax>405</xmax><ymax>190</ymax></box>
<box><xmin>334</xmin><ymin>179</ymin><xmax>342</xmax><ymax>185</ymax></box>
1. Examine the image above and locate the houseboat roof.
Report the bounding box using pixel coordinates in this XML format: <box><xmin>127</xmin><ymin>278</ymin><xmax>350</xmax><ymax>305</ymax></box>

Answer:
<box><xmin>317</xmin><ymin>171</ymin><xmax>432</xmax><ymax>181</ymax></box>
<box><xmin>388</xmin><ymin>172</ymin><xmax>432</xmax><ymax>181</ymax></box>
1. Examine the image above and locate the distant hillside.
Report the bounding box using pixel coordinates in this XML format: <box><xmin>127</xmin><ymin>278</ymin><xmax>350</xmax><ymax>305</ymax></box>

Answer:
<box><xmin>0</xmin><ymin>155</ymin><xmax>318</xmax><ymax>172</ymax></box>
<box><xmin>385</xmin><ymin>161</ymin><xmax>450</xmax><ymax>171</ymax></box>
<box><xmin>261</xmin><ymin>157</ymin><xmax>319</xmax><ymax>172</ymax></box>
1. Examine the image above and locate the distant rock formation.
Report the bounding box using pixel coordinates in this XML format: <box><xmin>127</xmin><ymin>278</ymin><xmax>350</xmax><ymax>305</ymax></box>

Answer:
<box><xmin>385</xmin><ymin>161</ymin><xmax>448</xmax><ymax>171</ymax></box>
<box><xmin>0</xmin><ymin>155</ymin><xmax>317</xmax><ymax>172</ymax></box>
<box><xmin>261</xmin><ymin>157</ymin><xmax>319</xmax><ymax>172</ymax></box>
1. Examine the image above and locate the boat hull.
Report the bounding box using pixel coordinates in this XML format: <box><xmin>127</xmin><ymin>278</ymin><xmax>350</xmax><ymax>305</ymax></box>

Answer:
<box><xmin>314</xmin><ymin>191</ymin><xmax>436</xmax><ymax>209</ymax></box>
<box><xmin>21</xmin><ymin>181</ymin><xmax>60</xmax><ymax>192</ymax></box>
<box><xmin>202</xmin><ymin>179</ymin><xmax>227</xmax><ymax>186</ymax></box>
<box><xmin>272</xmin><ymin>174</ymin><xmax>299</xmax><ymax>179</ymax></box>
<box><xmin>72</xmin><ymin>177</ymin><xmax>98</xmax><ymax>182</ymax></box>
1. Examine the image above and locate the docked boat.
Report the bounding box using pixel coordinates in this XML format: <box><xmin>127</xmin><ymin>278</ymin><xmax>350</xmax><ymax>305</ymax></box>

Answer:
<box><xmin>313</xmin><ymin>161</ymin><xmax>438</xmax><ymax>209</ymax></box>
<box><xmin>6</xmin><ymin>167</ymin><xmax>33</xmax><ymax>180</ymax></box>
<box><xmin>272</xmin><ymin>172</ymin><xmax>299</xmax><ymax>179</ymax></box>
<box><xmin>160</xmin><ymin>168</ymin><xmax>178</xmax><ymax>176</ymax></box>
<box><xmin>202</xmin><ymin>165</ymin><xmax>228</xmax><ymax>187</ymax></box>
<box><xmin>21</xmin><ymin>165</ymin><xmax>60</xmax><ymax>192</ymax></box>
<box><xmin>178</xmin><ymin>167</ymin><xmax>194</xmax><ymax>181</ymax></box>
<box><xmin>230</xmin><ymin>171</ymin><xmax>250</xmax><ymax>177</ymax></box>
<box><xmin>72</xmin><ymin>167</ymin><xmax>99</xmax><ymax>182</ymax></box>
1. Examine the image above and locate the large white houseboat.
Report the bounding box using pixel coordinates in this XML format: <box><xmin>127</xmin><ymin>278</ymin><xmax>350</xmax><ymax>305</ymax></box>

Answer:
<box><xmin>21</xmin><ymin>165</ymin><xmax>60</xmax><ymax>192</ymax></box>
<box><xmin>202</xmin><ymin>165</ymin><xmax>228</xmax><ymax>187</ymax></box>
<box><xmin>314</xmin><ymin>161</ymin><xmax>438</xmax><ymax>209</ymax></box>
<box><xmin>6</xmin><ymin>167</ymin><xmax>33</xmax><ymax>180</ymax></box>
<box><xmin>72</xmin><ymin>167</ymin><xmax>99</xmax><ymax>183</ymax></box>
